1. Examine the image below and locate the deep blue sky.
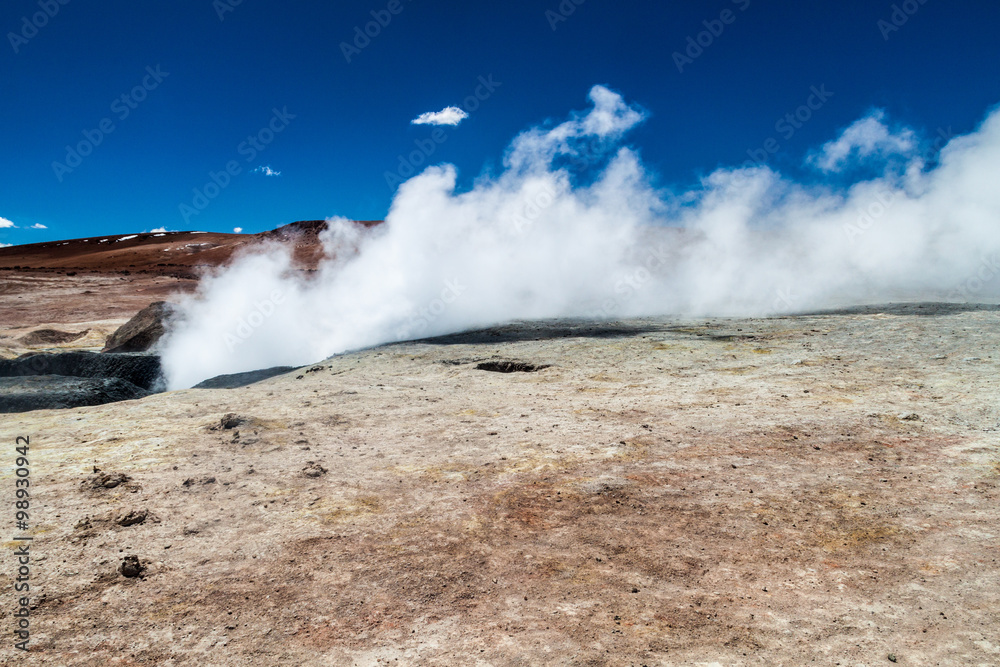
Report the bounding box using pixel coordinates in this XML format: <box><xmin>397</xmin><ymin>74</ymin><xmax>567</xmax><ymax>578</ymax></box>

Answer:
<box><xmin>2</xmin><ymin>0</ymin><xmax>999</xmax><ymax>245</ymax></box>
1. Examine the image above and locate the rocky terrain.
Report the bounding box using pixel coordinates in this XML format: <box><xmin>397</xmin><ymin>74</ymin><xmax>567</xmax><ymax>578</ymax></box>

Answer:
<box><xmin>1</xmin><ymin>301</ymin><xmax>998</xmax><ymax>665</ymax></box>
<box><xmin>1</xmin><ymin>224</ymin><xmax>998</xmax><ymax>664</ymax></box>
<box><xmin>0</xmin><ymin>220</ymin><xmax>379</xmax><ymax>360</ymax></box>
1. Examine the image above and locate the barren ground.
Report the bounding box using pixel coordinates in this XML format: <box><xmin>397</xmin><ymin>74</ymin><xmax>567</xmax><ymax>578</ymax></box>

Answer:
<box><xmin>1</xmin><ymin>299</ymin><xmax>999</xmax><ymax>665</ymax></box>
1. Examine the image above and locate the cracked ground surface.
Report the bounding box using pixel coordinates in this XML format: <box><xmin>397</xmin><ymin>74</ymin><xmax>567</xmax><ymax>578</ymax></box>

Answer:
<box><xmin>1</xmin><ymin>305</ymin><xmax>999</xmax><ymax>665</ymax></box>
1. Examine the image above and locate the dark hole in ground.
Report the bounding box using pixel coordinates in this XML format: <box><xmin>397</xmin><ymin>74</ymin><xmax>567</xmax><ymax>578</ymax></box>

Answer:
<box><xmin>476</xmin><ymin>361</ymin><xmax>550</xmax><ymax>373</ymax></box>
<box><xmin>218</xmin><ymin>413</ymin><xmax>249</xmax><ymax>430</ymax></box>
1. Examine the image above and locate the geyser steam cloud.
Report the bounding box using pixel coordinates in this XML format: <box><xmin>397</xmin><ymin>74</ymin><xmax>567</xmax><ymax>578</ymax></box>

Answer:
<box><xmin>160</xmin><ymin>85</ymin><xmax>1000</xmax><ymax>389</ymax></box>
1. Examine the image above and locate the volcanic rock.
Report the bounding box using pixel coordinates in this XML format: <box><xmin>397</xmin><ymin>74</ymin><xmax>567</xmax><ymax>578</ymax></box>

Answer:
<box><xmin>193</xmin><ymin>366</ymin><xmax>297</xmax><ymax>389</ymax></box>
<box><xmin>217</xmin><ymin>413</ymin><xmax>248</xmax><ymax>430</ymax></box>
<box><xmin>102</xmin><ymin>301</ymin><xmax>171</xmax><ymax>353</ymax></box>
<box><xmin>119</xmin><ymin>555</ymin><xmax>144</xmax><ymax>578</ymax></box>
<box><xmin>18</xmin><ymin>328</ymin><xmax>89</xmax><ymax>346</ymax></box>
<box><xmin>86</xmin><ymin>469</ymin><xmax>132</xmax><ymax>490</ymax></box>
<box><xmin>302</xmin><ymin>461</ymin><xmax>328</xmax><ymax>477</ymax></box>
<box><xmin>0</xmin><ymin>376</ymin><xmax>150</xmax><ymax>413</ymax></box>
<box><xmin>115</xmin><ymin>508</ymin><xmax>149</xmax><ymax>527</ymax></box>
<box><xmin>476</xmin><ymin>360</ymin><xmax>550</xmax><ymax>373</ymax></box>
<box><xmin>0</xmin><ymin>350</ymin><xmax>162</xmax><ymax>390</ymax></box>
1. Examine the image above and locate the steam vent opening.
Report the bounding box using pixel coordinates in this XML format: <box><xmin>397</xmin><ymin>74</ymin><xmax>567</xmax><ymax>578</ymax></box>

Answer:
<box><xmin>476</xmin><ymin>361</ymin><xmax>549</xmax><ymax>373</ymax></box>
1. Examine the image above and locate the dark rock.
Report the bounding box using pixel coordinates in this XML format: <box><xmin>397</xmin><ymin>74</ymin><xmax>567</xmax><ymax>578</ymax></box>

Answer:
<box><xmin>0</xmin><ymin>376</ymin><xmax>150</xmax><ymax>413</ymax></box>
<box><xmin>102</xmin><ymin>301</ymin><xmax>172</xmax><ymax>353</ymax></box>
<box><xmin>193</xmin><ymin>366</ymin><xmax>296</xmax><ymax>389</ymax></box>
<box><xmin>0</xmin><ymin>350</ymin><xmax>160</xmax><ymax>413</ymax></box>
<box><xmin>440</xmin><ymin>358</ymin><xmax>485</xmax><ymax>366</ymax></box>
<box><xmin>303</xmin><ymin>462</ymin><xmax>328</xmax><ymax>477</ymax></box>
<box><xmin>119</xmin><ymin>555</ymin><xmax>144</xmax><ymax>578</ymax></box>
<box><xmin>85</xmin><ymin>470</ymin><xmax>131</xmax><ymax>490</ymax></box>
<box><xmin>18</xmin><ymin>328</ymin><xmax>89</xmax><ymax>346</ymax></box>
<box><xmin>115</xmin><ymin>509</ymin><xmax>148</xmax><ymax>527</ymax></box>
<box><xmin>218</xmin><ymin>413</ymin><xmax>247</xmax><ymax>430</ymax></box>
<box><xmin>0</xmin><ymin>351</ymin><xmax>162</xmax><ymax>390</ymax></box>
<box><xmin>476</xmin><ymin>361</ymin><xmax>550</xmax><ymax>373</ymax></box>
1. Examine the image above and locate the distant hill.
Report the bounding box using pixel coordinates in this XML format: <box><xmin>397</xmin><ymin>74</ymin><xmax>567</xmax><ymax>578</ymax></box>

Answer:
<box><xmin>0</xmin><ymin>219</ymin><xmax>383</xmax><ymax>276</ymax></box>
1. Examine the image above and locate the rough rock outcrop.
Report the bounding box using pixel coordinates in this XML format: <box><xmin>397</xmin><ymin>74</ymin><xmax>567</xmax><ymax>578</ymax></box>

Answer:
<box><xmin>0</xmin><ymin>376</ymin><xmax>149</xmax><ymax>412</ymax></box>
<box><xmin>18</xmin><ymin>328</ymin><xmax>89</xmax><ymax>346</ymax></box>
<box><xmin>0</xmin><ymin>351</ymin><xmax>162</xmax><ymax>411</ymax></box>
<box><xmin>103</xmin><ymin>301</ymin><xmax>171</xmax><ymax>353</ymax></box>
<box><xmin>0</xmin><ymin>351</ymin><xmax>162</xmax><ymax>390</ymax></box>
<box><xmin>193</xmin><ymin>366</ymin><xmax>296</xmax><ymax>389</ymax></box>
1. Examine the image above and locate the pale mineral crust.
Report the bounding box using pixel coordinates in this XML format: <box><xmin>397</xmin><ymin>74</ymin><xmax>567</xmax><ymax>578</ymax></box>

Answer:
<box><xmin>1</xmin><ymin>306</ymin><xmax>998</xmax><ymax>665</ymax></box>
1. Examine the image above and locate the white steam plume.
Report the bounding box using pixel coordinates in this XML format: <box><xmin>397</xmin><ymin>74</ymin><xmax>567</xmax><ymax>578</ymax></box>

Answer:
<box><xmin>160</xmin><ymin>85</ymin><xmax>1000</xmax><ymax>389</ymax></box>
<box><xmin>808</xmin><ymin>109</ymin><xmax>917</xmax><ymax>172</ymax></box>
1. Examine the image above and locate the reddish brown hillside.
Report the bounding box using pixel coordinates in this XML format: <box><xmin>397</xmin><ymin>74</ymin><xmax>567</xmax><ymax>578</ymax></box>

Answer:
<box><xmin>0</xmin><ymin>219</ymin><xmax>383</xmax><ymax>328</ymax></box>
<box><xmin>0</xmin><ymin>219</ymin><xmax>383</xmax><ymax>276</ymax></box>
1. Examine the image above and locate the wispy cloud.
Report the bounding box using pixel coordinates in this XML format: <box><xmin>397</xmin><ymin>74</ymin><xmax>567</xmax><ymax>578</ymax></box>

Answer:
<box><xmin>150</xmin><ymin>227</ymin><xmax>169</xmax><ymax>233</ymax></box>
<box><xmin>0</xmin><ymin>216</ymin><xmax>15</xmax><ymax>228</ymax></box>
<box><xmin>0</xmin><ymin>242</ymin><xmax>12</xmax><ymax>248</ymax></box>
<box><xmin>252</xmin><ymin>165</ymin><xmax>281</xmax><ymax>177</ymax></box>
<box><xmin>234</xmin><ymin>227</ymin><xmax>243</xmax><ymax>233</ymax></box>
<box><xmin>809</xmin><ymin>110</ymin><xmax>917</xmax><ymax>172</ymax></box>
<box><xmin>411</xmin><ymin>106</ymin><xmax>469</xmax><ymax>126</ymax></box>
<box><xmin>29</xmin><ymin>223</ymin><xmax>47</xmax><ymax>229</ymax></box>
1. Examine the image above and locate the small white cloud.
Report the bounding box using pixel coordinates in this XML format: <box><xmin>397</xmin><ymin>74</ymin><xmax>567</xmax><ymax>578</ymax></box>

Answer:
<box><xmin>0</xmin><ymin>242</ymin><xmax>12</xmax><ymax>248</ymax></box>
<box><xmin>0</xmin><ymin>216</ymin><xmax>15</xmax><ymax>228</ymax></box>
<box><xmin>809</xmin><ymin>110</ymin><xmax>917</xmax><ymax>172</ymax></box>
<box><xmin>150</xmin><ymin>227</ymin><xmax>168</xmax><ymax>233</ymax></box>
<box><xmin>29</xmin><ymin>223</ymin><xmax>47</xmax><ymax>229</ymax></box>
<box><xmin>233</xmin><ymin>227</ymin><xmax>243</xmax><ymax>233</ymax></box>
<box><xmin>411</xmin><ymin>106</ymin><xmax>469</xmax><ymax>127</ymax></box>
<box><xmin>252</xmin><ymin>165</ymin><xmax>281</xmax><ymax>177</ymax></box>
